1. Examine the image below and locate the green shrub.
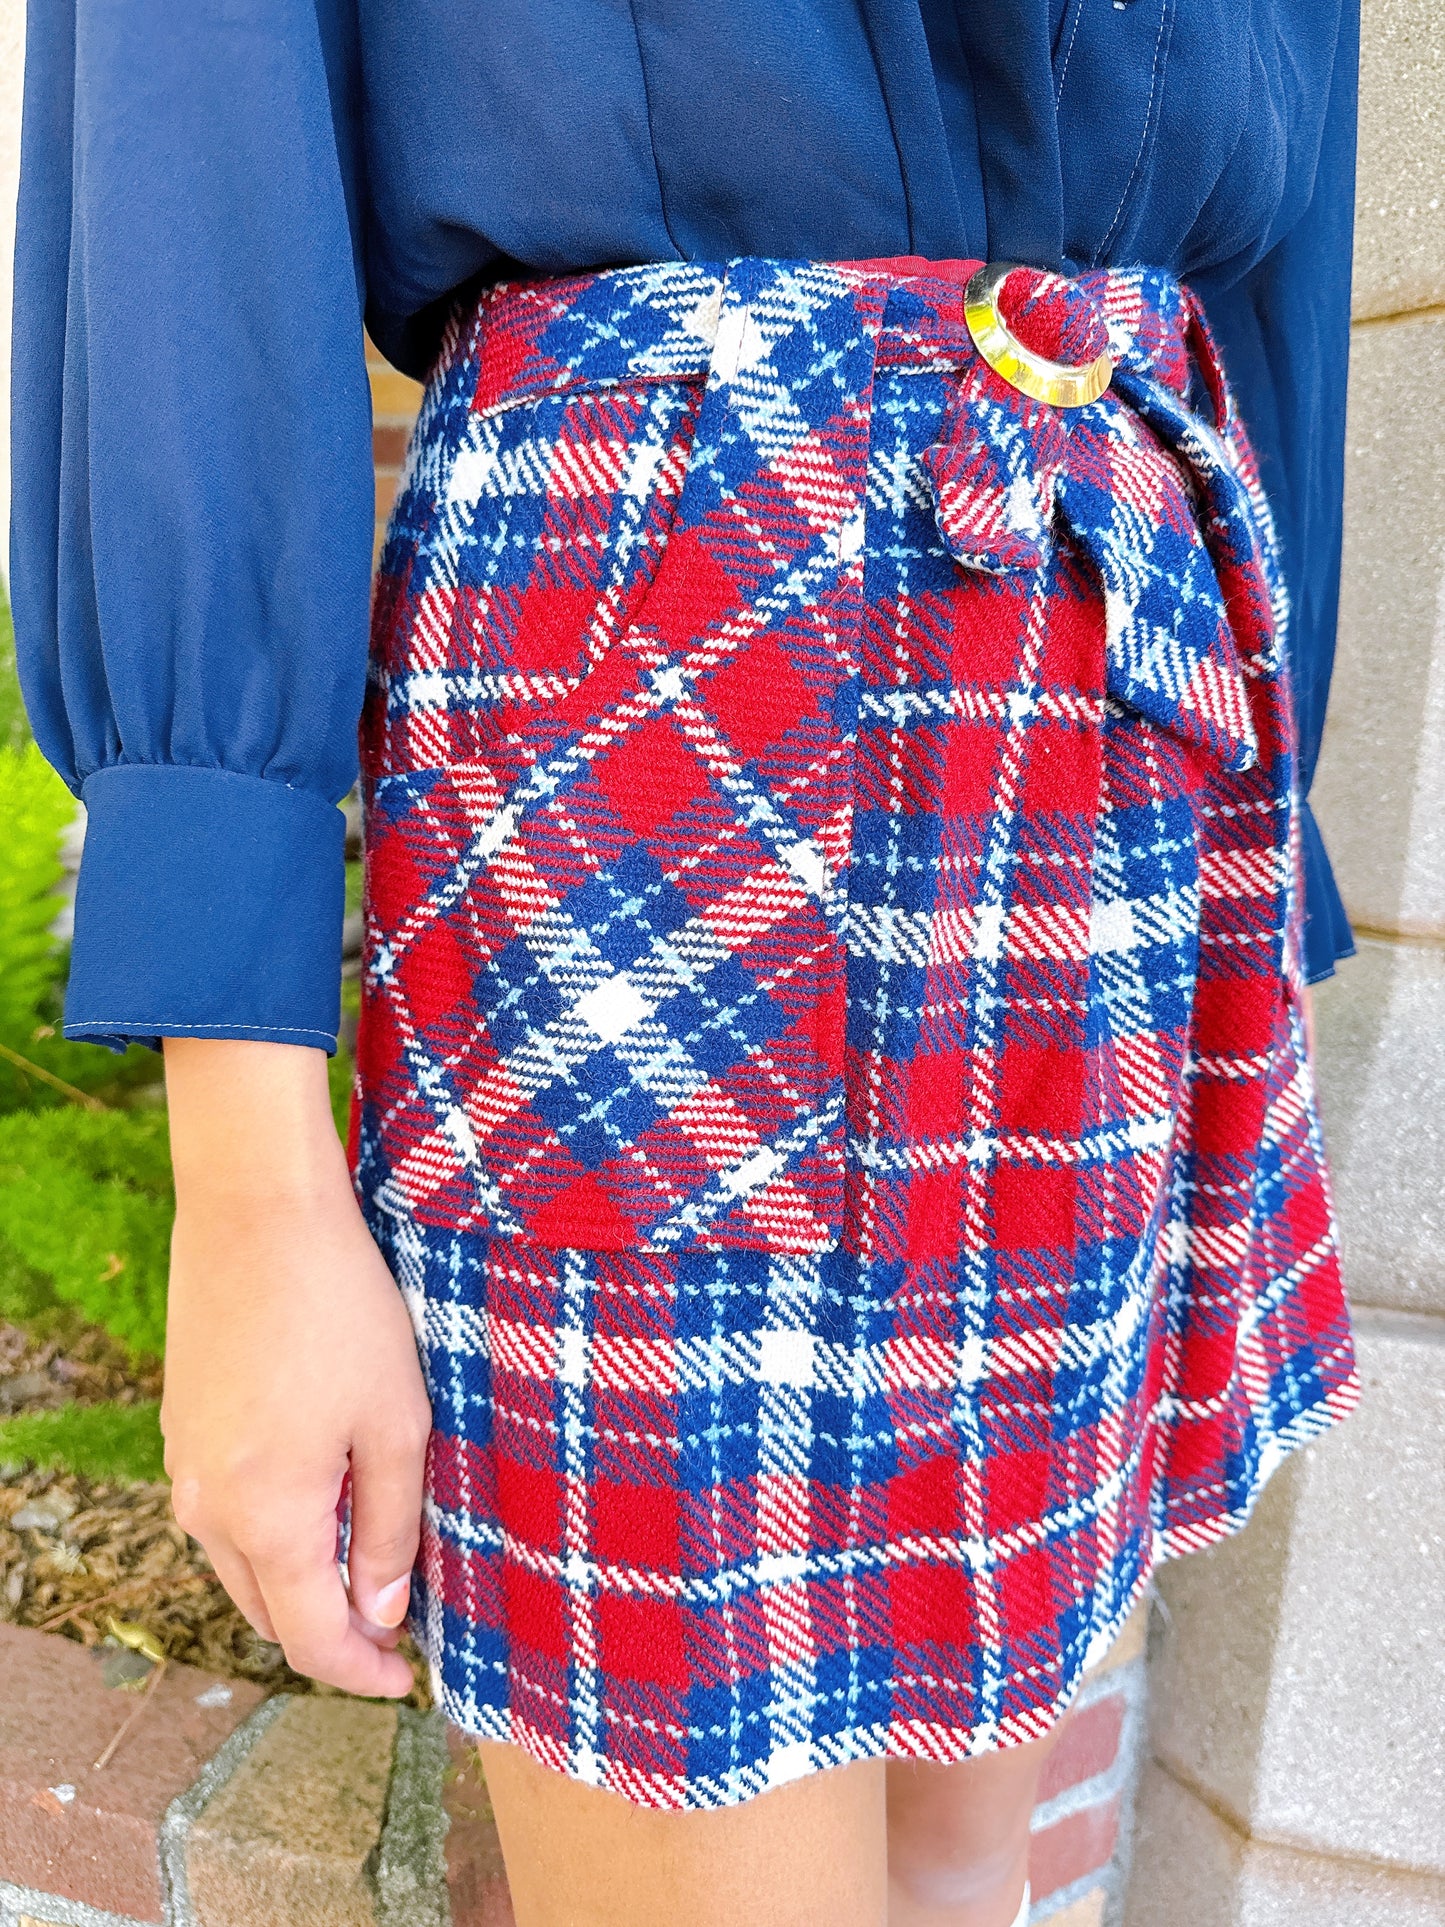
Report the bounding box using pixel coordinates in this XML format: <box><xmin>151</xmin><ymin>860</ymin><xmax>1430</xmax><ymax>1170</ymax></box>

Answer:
<box><xmin>0</xmin><ymin>1400</ymin><xmax>165</xmax><ymax>1483</ymax></box>
<box><xmin>0</xmin><ymin>740</ymin><xmax>161</xmax><ymax>1111</ymax></box>
<box><xmin>0</xmin><ymin>578</ymin><xmax>353</xmax><ymax>1396</ymax></box>
<box><xmin>0</xmin><ymin>729</ymin><xmax>173</xmax><ymax>1363</ymax></box>
<box><xmin>0</xmin><ymin>1109</ymin><xmax>172</xmax><ymax>1360</ymax></box>
<box><xmin>0</xmin><ymin>578</ymin><xmax>28</xmax><ymax>753</ymax></box>
<box><xmin>0</xmin><ymin>586</ymin><xmax>74</xmax><ymax>1089</ymax></box>
<box><xmin>0</xmin><ymin>742</ymin><xmax>75</xmax><ymax>1054</ymax></box>
<box><xmin>0</xmin><ymin>1235</ymin><xmax>63</xmax><ymax>1329</ymax></box>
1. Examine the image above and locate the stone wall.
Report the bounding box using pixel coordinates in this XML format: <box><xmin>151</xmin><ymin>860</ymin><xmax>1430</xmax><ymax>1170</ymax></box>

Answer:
<box><xmin>1125</xmin><ymin>3</ymin><xmax>1445</xmax><ymax>1921</ymax></box>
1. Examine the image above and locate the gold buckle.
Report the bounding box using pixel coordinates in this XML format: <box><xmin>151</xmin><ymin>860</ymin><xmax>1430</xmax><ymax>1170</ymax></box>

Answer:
<box><xmin>963</xmin><ymin>261</ymin><xmax>1113</xmax><ymax>409</ymax></box>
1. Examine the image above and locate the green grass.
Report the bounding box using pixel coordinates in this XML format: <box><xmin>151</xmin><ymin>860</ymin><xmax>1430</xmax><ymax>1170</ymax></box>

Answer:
<box><xmin>0</xmin><ymin>1400</ymin><xmax>165</xmax><ymax>1483</ymax></box>
<box><xmin>0</xmin><ymin>742</ymin><xmax>78</xmax><ymax>1077</ymax></box>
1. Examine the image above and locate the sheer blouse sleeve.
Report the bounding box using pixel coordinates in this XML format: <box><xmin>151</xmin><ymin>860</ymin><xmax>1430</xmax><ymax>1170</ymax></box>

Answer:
<box><xmin>10</xmin><ymin>0</ymin><xmax>373</xmax><ymax>1051</ymax></box>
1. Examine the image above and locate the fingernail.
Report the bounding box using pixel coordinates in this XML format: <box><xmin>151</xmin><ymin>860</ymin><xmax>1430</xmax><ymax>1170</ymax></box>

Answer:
<box><xmin>371</xmin><ymin>1575</ymin><xmax>412</xmax><ymax>1628</ymax></box>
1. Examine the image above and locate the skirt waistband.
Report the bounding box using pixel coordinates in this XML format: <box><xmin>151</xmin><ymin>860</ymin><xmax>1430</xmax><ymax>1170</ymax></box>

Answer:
<box><xmin>417</xmin><ymin>254</ymin><xmax>1290</xmax><ymax>801</ymax></box>
<box><xmin>458</xmin><ymin>256</ymin><xmax>1202</xmax><ymax>410</ymax></box>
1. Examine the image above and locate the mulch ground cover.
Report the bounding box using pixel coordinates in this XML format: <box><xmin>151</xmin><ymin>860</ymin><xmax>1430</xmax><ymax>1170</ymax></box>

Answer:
<box><xmin>0</xmin><ymin>1320</ymin><xmax>432</xmax><ymax>1708</ymax></box>
<box><xmin>0</xmin><ymin>1316</ymin><xmax>164</xmax><ymax>1416</ymax></box>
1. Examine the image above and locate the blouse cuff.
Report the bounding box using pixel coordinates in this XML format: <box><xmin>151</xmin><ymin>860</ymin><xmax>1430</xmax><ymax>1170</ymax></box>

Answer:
<box><xmin>64</xmin><ymin>765</ymin><xmax>347</xmax><ymax>1054</ymax></box>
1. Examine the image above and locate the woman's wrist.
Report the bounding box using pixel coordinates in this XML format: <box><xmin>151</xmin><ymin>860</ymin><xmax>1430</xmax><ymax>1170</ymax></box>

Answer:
<box><xmin>163</xmin><ymin>1037</ymin><xmax>350</xmax><ymax>1208</ymax></box>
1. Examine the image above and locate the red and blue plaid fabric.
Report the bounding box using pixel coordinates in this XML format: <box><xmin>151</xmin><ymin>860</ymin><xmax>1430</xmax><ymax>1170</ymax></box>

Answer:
<box><xmin>355</xmin><ymin>257</ymin><xmax>1358</xmax><ymax>1808</ymax></box>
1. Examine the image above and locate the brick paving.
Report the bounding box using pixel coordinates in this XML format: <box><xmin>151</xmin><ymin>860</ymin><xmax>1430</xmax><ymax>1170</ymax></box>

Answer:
<box><xmin>185</xmin><ymin>1700</ymin><xmax>397</xmax><ymax>1927</ymax></box>
<box><xmin>0</xmin><ymin>1602</ymin><xmax>1149</xmax><ymax>1924</ymax></box>
<box><xmin>0</xmin><ymin>1622</ymin><xmax>264</xmax><ymax>1922</ymax></box>
<box><xmin>440</xmin><ymin>1732</ymin><xmax>514</xmax><ymax>1927</ymax></box>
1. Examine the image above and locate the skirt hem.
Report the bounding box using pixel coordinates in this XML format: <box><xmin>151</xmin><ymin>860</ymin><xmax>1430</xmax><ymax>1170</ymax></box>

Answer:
<box><xmin>415</xmin><ymin>1371</ymin><xmax>1360</xmax><ymax>1812</ymax></box>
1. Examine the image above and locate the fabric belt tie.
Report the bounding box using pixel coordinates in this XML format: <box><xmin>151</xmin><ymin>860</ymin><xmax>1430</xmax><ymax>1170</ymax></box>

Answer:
<box><xmin>914</xmin><ymin>262</ymin><xmax>1277</xmax><ymax>776</ymax></box>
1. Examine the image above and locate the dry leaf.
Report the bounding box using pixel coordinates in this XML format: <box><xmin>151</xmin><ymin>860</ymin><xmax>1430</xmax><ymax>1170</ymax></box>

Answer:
<box><xmin>104</xmin><ymin>1617</ymin><xmax>167</xmax><ymax>1665</ymax></box>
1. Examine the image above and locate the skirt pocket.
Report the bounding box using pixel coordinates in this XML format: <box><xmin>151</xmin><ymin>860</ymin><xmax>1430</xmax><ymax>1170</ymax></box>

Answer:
<box><xmin>360</xmin><ymin>372</ymin><xmax>850</xmax><ymax>1253</ymax></box>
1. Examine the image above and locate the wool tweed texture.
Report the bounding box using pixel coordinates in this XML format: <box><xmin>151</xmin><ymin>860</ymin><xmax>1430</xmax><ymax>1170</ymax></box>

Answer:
<box><xmin>355</xmin><ymin>257</ymin><xmax>1359</xmax><ymax>1808</ymax></box>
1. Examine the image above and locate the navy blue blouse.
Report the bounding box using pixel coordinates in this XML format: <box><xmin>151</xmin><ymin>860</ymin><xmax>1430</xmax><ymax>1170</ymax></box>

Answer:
<box><xmin>11</xmin><ymin>0</ymin><xmax>1359</xmax><ymax>1054</ymax></box>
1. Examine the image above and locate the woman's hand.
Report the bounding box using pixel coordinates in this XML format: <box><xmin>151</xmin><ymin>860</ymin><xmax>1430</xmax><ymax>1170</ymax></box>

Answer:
<box><xmin>161</xmin><ymin>1039</ymin><xmax>431</xmax><ymax>1699</ymax></box>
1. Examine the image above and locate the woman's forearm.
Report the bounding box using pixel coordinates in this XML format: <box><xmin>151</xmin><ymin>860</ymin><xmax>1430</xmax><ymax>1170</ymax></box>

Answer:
<box><xmin>159</xmin><ymin>1036</ymin><xmax>429</xmax><ymax>1697</ymax></box>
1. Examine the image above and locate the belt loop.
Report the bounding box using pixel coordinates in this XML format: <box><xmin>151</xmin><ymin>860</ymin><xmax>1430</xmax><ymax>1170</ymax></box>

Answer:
<box><xmin>654</xmin><ymin>258</ymin><xmax>891</xmax><ymax>613</ymax></box>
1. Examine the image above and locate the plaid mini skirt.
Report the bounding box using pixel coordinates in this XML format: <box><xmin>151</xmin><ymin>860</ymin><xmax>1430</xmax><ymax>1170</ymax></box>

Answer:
<box><xmin>354</xmin><ymin>256</ymin><xmax>1359</xmax><ymax>1808</ymax></box>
